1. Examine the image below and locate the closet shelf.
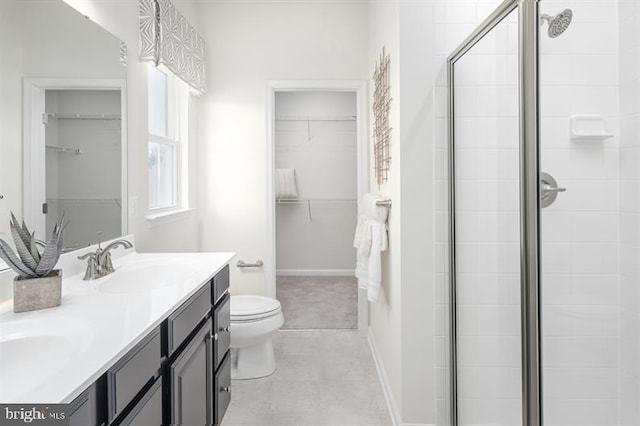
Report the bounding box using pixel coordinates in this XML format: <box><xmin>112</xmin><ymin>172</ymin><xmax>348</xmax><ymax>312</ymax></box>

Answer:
<box><xmin>275</xmin><ymin>115</ymin><xmax>356</xmax><ymax>122</ymax></box>
<box><xmin>276</xmin><ymin>198</ymin><xmax>356</xmax><ymax>221</ymax></box>
<box><xmin>46</xmin><ymin>145</ymin><xmax>82</xmax><ymax>154</ymax></box>
<box><xmin>276</xmin><ymin>198</ymin><xmax>356</xmax><ymax>204</ymax></box>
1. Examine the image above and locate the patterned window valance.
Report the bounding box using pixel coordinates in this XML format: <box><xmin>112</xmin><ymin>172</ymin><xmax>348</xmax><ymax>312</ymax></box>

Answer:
<box><xmin>139</xmin><ymin>0</ymin><xmax>206</xmax><ymax>95</ymax></box>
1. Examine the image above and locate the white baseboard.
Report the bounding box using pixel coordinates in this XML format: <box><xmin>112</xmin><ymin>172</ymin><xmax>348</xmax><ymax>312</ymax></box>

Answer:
<box><xmin>367</xmin><ymin>330</ymin><xmax>435</xmax><ymax>426</ymax></box>
<box><xmin>276</xmin><ymin>269</ymin><xmax>354</xmax><ymax>276</ymax></box>
<box><xmin>367</xmin><ymin>329</ymin><xmax>401</xmax><ymax>426</ymax></box>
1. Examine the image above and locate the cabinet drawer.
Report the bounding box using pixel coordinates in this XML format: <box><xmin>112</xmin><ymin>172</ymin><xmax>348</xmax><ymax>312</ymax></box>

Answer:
<box><xmin>114</xmin><ymin>377</ymin><xmax>162</xmax><ymax>426</ymax></box>
<box><xmin>68</xmin><ymin>381</ymin><xmax>103</xmax><ymax>426</ymax></box>
<box><xmin>214</xmin><ymin>352</ymin><xmax>231</xmax><ymax>426</ymax></box>
<box><xmin>213</xmin><ymin>294</ymin><xmax>230</xmax><ymax>370</ymax></box>
<box><xmin>212</xmin><ymin>265</ymin><xmax>229</xmax><ymax>304</ymax></box>
<box><xmin>107</xmin><ymin>327</ymin><xmax>161</xmax><ymax>423</ymax></box>
<box><xmin>167</xmin><ymin>284</ymin><xmax>212</xmax><ymax>356</ymax></box>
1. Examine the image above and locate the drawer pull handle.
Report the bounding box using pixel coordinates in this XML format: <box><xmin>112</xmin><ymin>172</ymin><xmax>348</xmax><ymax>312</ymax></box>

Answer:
<box><xmin>220</xmin><ymin>326</ymin><xmax>230</xmax><ymax>333</ymax></box>
<box><xmin>221</xmin><ymin>386</ymin><xmax>231</xmax><ymax>393</ymax></box>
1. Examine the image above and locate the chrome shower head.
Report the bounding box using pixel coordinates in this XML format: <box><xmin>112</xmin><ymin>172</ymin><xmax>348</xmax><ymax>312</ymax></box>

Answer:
<box><xmin>540</xmin><ymin>9</ymin><xmax>573</xmax><ymax>38</ymax></box>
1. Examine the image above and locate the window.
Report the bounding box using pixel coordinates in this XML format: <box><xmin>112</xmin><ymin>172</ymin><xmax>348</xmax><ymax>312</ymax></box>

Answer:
<box><xmin>147</xmin><ymin>66</ymin><xmax>189</xmax><ymax>214</ymax></box>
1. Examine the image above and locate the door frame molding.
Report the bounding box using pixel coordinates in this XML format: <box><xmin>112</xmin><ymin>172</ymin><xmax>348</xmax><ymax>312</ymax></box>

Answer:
<box><xmin>22</xmin><ymin>78</ymin><xmax>128</xmax><ymax>240</ymax></box>
<box><xmin>265</xmin><ymin>80</ymin><xmax>369</xmax><ymax>335</ymax></box>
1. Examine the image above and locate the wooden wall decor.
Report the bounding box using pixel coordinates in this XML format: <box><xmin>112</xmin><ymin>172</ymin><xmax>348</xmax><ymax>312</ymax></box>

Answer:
<box><xmin>372</xmin><ymin>46</ymin><xmax>392</xmax><ymax>186</ymax></box>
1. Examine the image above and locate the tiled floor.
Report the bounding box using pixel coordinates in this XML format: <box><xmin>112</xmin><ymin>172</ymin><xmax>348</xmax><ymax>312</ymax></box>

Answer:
<box><xmin>277</xmin><ymin>276</ymin><xmax>358</xmax><ymax>329</ymax></box>
<box><xmin>222</xmin><ymin>330</ymin><xmax>392</xmax><ymax>426</ymax></box>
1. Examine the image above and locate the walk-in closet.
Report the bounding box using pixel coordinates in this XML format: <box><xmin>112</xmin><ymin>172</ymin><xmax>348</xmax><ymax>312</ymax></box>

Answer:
<box><xmin>274</xmin><ymin>91</ymin><xmax>358</xmax><ymax>329</ymax></box>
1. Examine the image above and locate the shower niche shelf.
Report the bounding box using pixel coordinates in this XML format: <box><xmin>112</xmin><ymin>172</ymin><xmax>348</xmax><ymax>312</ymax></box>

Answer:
<box><xmin>570</xmin><ymin>115</ymin><xmax>614</xmax><ymax>141</ymax></box>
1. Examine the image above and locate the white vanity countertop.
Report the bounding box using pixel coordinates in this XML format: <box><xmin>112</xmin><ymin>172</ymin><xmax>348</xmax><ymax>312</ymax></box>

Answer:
<box><xmin>0</xmin><ymin>250</ymin><xmax>235</xmax><ymax>404</ymax></box>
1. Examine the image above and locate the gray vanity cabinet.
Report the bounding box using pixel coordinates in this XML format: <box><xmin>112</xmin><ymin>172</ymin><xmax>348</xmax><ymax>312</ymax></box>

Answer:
<box><xmin>168</xmin><ymin>320</ymin><xmax>214</xmax><ymax>425</ymax></box>
<box><xmin>66</xmin><ymin>264</ymin><xmax>231</xmax><ymax>426</ymax></box>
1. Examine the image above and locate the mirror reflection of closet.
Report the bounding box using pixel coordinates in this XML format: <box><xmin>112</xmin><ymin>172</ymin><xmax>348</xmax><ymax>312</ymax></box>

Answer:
<box><xmin>44</xmin><ymin>90</ymin><xmax>122</xmax><ymax>250</ymax></box>
<box><xmin>0</xmin><ymin>0</ymin><xmax>128</xmax><ymax>255</ymax></box>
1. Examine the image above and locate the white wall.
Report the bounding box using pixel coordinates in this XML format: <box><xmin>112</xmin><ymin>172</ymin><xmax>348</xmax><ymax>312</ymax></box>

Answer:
<box><xmin>196</xmin><ymin>1</ymin><xmax>368</xmax><ymax>295</ymax></box>
<box><xmin>275</xmin><ymin>91</ymin><xmax>357</xmax><ymax>274</ymax></box>
<box><xmin>618</xmin><ymin>1</ymin><xmax>640</xmax><ymax>424</ymax></box>
<box><xmin>368</xmin><ymin>2</ymin><xmax>440</xmax><ymax>424</ymax></box>
<box><xmin>367</xmin><ymin>1</ymin><xmax>404</xmax><ymax>423</ymax></box>
<box><xmin>398</xmin><ymin>4</ymin><xmax>438</xmax><ymax>425</ymax></box>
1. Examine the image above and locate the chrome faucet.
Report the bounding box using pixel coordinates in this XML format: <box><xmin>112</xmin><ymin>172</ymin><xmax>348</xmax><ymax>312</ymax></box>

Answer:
<box><xmin>78</xmin><ymin>239</ymin><xmax>133</xmax><ymax>280</ymax></box>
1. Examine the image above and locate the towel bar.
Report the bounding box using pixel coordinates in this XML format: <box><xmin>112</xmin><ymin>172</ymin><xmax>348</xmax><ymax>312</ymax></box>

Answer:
<box><xmin>237</xmin><ymin>260</ymin><xmax>264</xmax><ymax>268</ymax></box>
<box><xmin>376</xmin><ymin>199</ymin><xmax>392</xmax><ymax>207</ymax></box>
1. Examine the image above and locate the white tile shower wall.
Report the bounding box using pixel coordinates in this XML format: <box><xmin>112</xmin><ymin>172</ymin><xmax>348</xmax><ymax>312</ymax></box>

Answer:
<box><xmin>618</xmin><ymin>1</ymin><xmax>640</xmax><ymax>425</ymax></box>
<box><xmin>539</xmin><ymin>2</ymin><xmax>621</xmax><ymax>425</ymax></box>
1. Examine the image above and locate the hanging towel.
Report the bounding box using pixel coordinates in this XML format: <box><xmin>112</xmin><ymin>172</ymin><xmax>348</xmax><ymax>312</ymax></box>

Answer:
<box><xmin>353</xmin><ymin>193</ymin><xmax>377</xmax><ymax>258</ymax></box>
<box><xmin>354</xmin><ymin>194</ymin><xmax>389</xmax><ymax>302</ymax></box>
<box><xmin>275</xmin><ymin>168</ymin><xmax>298</xmax><ymax>199</ymax></box>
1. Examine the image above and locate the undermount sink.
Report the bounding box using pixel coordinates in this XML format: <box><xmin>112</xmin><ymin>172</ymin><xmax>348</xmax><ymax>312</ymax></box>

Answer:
<box><xmin>0</xmin><ymin>318</ymin><xmax>93</xmax><ymax>400</ymax></box>
<box><xmin>97</xmin><ymin>259</ymin><xmax>200</xmax><ymax>294</ymax></box>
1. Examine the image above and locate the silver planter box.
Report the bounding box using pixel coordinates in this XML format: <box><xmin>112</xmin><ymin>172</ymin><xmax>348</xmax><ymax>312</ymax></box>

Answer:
<box><xmin>13</xmin><ymin>269</ymin><xmax>62</xmax><ymax>313</ymax></box>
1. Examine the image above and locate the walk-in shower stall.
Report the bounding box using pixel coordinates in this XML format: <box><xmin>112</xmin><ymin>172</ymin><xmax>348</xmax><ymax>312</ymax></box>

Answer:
<box><xmin>446</xmin><ymin>0</ymin><xmax>639</xmax><ymax>425</ymax></box>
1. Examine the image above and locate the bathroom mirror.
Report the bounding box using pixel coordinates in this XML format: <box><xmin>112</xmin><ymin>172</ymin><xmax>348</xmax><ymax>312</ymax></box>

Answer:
<box><xmin>0</xmin><ymin>0</ymin><xmax>127</xmax><ymax>264</ymax></box>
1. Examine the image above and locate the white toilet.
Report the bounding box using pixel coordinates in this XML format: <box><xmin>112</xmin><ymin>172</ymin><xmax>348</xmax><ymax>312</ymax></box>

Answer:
<box><xmin>229</xmin><ymin>295</ymin><xmax>284</xmax><ymax>380</ymax></box>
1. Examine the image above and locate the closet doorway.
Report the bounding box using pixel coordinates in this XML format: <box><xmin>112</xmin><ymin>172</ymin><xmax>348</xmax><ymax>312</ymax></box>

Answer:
<box><xmin>266</xmin><ymin>82</ymin><xmax>367</xmax><ymax>333</ymax></box>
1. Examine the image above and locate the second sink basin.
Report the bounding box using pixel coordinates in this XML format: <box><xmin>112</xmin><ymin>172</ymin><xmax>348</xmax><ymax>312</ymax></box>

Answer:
<box><xmin>0</xmin><ymin>318</ymin><xmax>93</xmax><ymax>401</ymax></box>
<box><xmin>97</xmin><ymin>259</ymin><xmax>200</xmax><ymax>294</ymax></box>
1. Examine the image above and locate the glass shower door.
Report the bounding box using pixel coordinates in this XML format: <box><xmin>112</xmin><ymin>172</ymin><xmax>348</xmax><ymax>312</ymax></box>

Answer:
<box><xmin>451</xmin><ymin>7</ymin><xmax>522</xmax><ymax>426</ymax></box>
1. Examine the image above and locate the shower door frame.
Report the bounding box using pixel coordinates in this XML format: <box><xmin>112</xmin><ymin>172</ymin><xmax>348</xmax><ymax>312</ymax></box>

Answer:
<box><xmin>446</xmin><ymin>0</ymin><xmax>542</xmax><ymax>425</ymax></box>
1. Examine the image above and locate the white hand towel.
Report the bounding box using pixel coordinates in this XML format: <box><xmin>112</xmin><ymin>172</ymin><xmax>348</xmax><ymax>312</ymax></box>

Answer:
<box><xmin>366</xmin><ymin>196</ymin><xmax>389</xmax><ymax>302</ymax></box>
<box><xmin>354</xmin><ymin>194</ymin><xmax>390</xmax><ymax>302</ymax></box>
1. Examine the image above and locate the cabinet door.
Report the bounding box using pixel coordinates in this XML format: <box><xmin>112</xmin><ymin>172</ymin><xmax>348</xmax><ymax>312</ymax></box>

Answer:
<box><xmin>68</xmin><ymin>382</ymin><xmax>103</xmax><ymax>426</ymax></box>
<box><xmin>115</xmin><ymin>378</ymin><xmax>162</xmax><ymax>426</ymax></box>
<box><xmin>169</xmin><ymin>320</ymin><xmax>214</xmax><ymax>426</ymax></box>
<box><xmin>213</xmin><ymin>294</ymin><xmax>230</xmax><ymax>369</ymax></box>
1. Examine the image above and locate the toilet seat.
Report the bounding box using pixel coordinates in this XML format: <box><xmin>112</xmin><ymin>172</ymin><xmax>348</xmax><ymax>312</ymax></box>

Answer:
<box><xmin>231</xmin><ymin>295</ymin><xmax>282</xmax><ymax>322</ymax></box>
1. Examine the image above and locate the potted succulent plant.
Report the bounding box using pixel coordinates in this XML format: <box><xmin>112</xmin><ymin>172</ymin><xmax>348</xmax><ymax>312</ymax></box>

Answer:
<box><xmin>0</xmin><ymin>213</ymin><xmax>66</xmax><ymax>313</ymax></box>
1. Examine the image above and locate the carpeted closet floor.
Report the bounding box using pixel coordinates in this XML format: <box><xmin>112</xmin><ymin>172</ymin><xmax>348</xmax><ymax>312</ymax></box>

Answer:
<box><xmin>276</xmin><ymin>276</ymin><xmax>358</xmax><ymax>330</ymax></box>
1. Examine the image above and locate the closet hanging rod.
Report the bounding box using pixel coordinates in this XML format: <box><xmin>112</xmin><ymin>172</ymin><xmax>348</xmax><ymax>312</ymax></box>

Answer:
<box><xmin>43</xmin><ymin>112</ymin><xmax>121</xmax><ymax>120</ymax></box>
<box><xmin>46</xmin><ymin>197</ymin><xmax>120</xmax><ymax>203</ymax></box>
<box><xmin>45</xmin><ymin>145</ymin><xmax>82</xmax><ymax>154</ymax></box>
<box><xmin>275</xmin><ymin>115</ymin><xmax>357</xmax><ymax>122</ymax></box>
